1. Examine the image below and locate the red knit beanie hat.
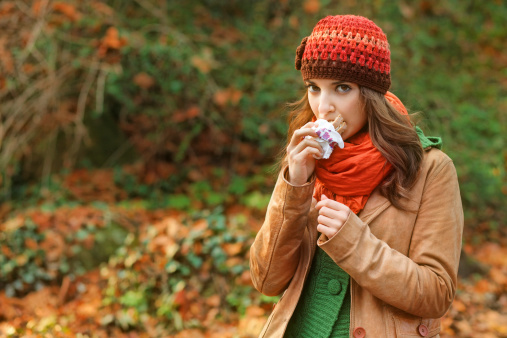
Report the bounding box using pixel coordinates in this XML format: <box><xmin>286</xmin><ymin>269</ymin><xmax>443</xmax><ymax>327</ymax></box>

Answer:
<box><xmin>295</xmin><ymin>15</ymin><xmax>391</xmax><ymax>94</ymax></box>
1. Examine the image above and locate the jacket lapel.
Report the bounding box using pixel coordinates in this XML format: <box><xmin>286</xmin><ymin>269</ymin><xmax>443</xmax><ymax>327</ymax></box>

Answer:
<box><xmin>358</xmin><ymin>188</ymin><xmax>391</xmax><ymax>224</ymax></box>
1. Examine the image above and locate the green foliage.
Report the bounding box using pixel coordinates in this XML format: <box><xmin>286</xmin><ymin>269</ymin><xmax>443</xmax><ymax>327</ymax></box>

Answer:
<box><xmin>0</xmin><ymin>208</ymin><xmax>128</xmax><ymax>297</ymax></box>
<box><xmin>3</xmin><ymin>0</ymin><xmax>504</xmax><ymax>226</ymax></box>
<box><xmin>102</xmin><ymin>207</ymin><xmax>256</xmax><ymax>332</ymax></box>
<box><xmin>0</xmin><ymin>219</ymin><xmax>50</xmax><ymax>297</ymax></box>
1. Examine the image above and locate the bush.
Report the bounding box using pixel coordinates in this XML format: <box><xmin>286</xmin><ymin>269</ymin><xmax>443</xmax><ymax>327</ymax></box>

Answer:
<box><xmin>0</xmin><ymin>0</ymin><xmax>504</xmax><ymax>236</ymax></box>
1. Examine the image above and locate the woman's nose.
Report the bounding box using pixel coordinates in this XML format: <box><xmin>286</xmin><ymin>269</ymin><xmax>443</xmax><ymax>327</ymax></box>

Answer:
<box><xmin>318</xmin><ymin>97</ymin><xmax>334</xmax><ymax>119</ymax></box>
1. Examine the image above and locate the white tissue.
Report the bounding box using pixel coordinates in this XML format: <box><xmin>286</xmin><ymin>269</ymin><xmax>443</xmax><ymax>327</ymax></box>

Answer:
<box><xmin>306</xmin><ymin>119</ymin><xmax>345</xmax><ymax>159</ymax></box>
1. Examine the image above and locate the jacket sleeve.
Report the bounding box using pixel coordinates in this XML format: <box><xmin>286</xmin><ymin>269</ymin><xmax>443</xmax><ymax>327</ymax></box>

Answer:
<box><xmin>249</xmin><ymin>166</ymin><xmax>315</xmax><ymax>296</ymax></box>
<box><xmin>319</xmin><ymin>159</ymin><xmax>464</xmax><ymax>318</ymax></box>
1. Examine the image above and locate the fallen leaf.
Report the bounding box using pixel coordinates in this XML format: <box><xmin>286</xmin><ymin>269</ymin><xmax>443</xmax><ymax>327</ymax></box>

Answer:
<box><xmin>53</xmin><ymin>2</ymin><xmax>81</xmax><ymax>21</ymax></box>
<box><xmin>452</xmin><ymin>299</ymin><xmax>467</xmax><ymax>312</ymax></box>
<box><xmin>206</xmin><ymin>295</ymin><xmax>221</xmax><ymax>307</ymax></box>
<box><xmin>474</xmin><ymin>279</ymin><xmax>491</xmax><ymax>294</ymax></box>
<box><xmin>98</xmin><ymin>27</ymin><xmax>127</xmax><ymax>57</ymax></box>
<box><xmin>173</xmin><ymin>329</ymin><xmax>205</xmax><ymax>338</ymax></box>
<box><xmin>91</xmin><ymin>1</ymin><xmax>114</xmax><ymax>16</ymax></box>
<box><xmin>222</xmin><ymin>242</ymin><xmax>243</xmax><ymax>256</ymax></box>
<box><xmin>490</xmin><ymin>267</ymin><xmax>507</xmax><ymax>286</ymax></box>
<box><xmin>454</xmin><ymin>320</ymin><xmax>473</xmax><ymax>336</ymax></box>
<box><xmin>172</xmin><ymin>106</ymin><xmax>200</xmax><ymax>123</ymax></box>
<box><xmin>245</xmin><ymin>306</ymin><xmax>265</xmax><ymax>317</ymax></box>
<box><xmin>213</xmin><ymin>88</ymin><xmax>242</xmax><ymax>107</ymax></box>
<box><xmin>133</xmin><ymin>72</ymin><xmax>155</xmax><ymax>89</ymax></box>
<box><xmin>76</xmin><ymin>303</ymin><xmax>98</xmax><ymax>319</ymax></box>
<box><xmin>191</xmin><ymin>48</ymin><xmax>217</xmax><ymax>74</ymax></box>
<box><xmin>303</xmin><ymin>0</ymin><xmax>320</xmax><ymax>14</ymax></box>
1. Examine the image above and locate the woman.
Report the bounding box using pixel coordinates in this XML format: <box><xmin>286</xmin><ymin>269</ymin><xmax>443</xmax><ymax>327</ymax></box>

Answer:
<box><xmin>250</xmin><ymin>15</ymin><xmax>463</xmax><ymax>338</ymax></box>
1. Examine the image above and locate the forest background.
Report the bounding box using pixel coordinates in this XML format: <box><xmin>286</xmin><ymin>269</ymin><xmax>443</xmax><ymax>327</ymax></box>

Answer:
<box><xmin>0</xmin><ymin>0</ymin><xmax>506</xmax><ymax>337</ymax></box>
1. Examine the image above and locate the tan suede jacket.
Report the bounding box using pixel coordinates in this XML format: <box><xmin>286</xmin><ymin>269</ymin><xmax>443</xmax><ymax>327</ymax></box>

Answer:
<box><xmin>250</xmin><ymin>148</ymin><xmax>464</xmax><ymax>338</ymax></box>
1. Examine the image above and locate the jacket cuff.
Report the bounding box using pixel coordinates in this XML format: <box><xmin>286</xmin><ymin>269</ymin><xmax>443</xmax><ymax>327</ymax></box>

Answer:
<box><xmin>281</xmin><ymin>165</ymin><xmax>317</xmax><ymax>188</ymax></box>
<box><xmin>317</xmin><ymin>211</ymin><xmax>366</xmax><ymax>262</ymax></box>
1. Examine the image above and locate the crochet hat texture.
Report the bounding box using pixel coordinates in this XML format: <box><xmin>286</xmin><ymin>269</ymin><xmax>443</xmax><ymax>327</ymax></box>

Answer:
<box><xmin>295</xmin><ymin>15</ymin><xmax>391</xmax><ymax>94</ymax></box>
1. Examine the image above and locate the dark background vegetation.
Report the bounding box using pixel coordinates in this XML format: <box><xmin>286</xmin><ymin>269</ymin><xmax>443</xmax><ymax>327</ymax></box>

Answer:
<box><xmin>0</xmin><ymin>0</ymin><xmax>506</xmax><ymax>336</ymax></box>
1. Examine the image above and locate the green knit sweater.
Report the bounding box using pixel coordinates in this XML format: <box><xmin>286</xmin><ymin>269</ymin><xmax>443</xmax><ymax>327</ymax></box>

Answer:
<box><xmin>284</xmin><ymin>247</ymin><xmax>350</xmax><ymax>337</ymax></box>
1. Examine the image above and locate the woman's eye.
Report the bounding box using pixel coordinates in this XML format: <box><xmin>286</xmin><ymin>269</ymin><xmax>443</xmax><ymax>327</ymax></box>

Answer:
<box><xmin>307</xmin><ymin>85</ymin><xmax>319</xmax><ymax>92</ymax></box>
<box><xmin>337</xmin><ymin>84</ymin><xmax>351</xmax><ymax>93</ymax></box>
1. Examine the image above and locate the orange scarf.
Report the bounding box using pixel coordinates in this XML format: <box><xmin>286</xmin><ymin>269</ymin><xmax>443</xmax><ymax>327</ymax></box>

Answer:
<box><xmin>313</xmin><ymin>92</ymin><xmax>408</xmax><ymax>214</ymax></box>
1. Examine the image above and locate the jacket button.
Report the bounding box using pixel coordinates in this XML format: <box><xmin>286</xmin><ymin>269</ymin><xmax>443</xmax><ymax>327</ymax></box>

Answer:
<box><xmin>418</xmin><ymin>324</ymin><xmax>428</xmax><ymax>336</ymax></box>
<box><xmin>327</xmin><ymin>279</ymin><xmax>342</xmax><ymax>295</ymax></box>
<box><xmin>353</xmin><ymin>327</ymin><xmax>366</xmax><ymax>338</ymax></box>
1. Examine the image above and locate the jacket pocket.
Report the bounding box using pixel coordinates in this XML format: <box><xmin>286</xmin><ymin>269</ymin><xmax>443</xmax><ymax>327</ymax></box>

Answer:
<box><xmin>390</xmin><ymin>308</ymin><xmax>441</xmax><ymax>337</ymax></box>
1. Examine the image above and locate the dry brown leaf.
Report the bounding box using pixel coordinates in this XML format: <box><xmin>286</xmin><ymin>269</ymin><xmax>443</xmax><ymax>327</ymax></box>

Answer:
<box><xmin>476</xmin><ymin>243</ymin><xmax>507</xmax><ymax>266</ymax></box>
<box><xmin>474</xmin><ymin>279</ymin><xmax>491</xmax><ymax>294</ymax></box>
<box><xmin>31</xmin><ymin>0</ymin><xmax>45</xmax><ymax>16</ymax></box>
<box><xmin>225</xmin><ymin>257</ymin><xmax>242</xmax><ymax>268</ymax></box>
<box><xmin>39</xmin><ymin>231</ymin><xmax>65</xmax><ymax>262</ymax></box>
<box><xmin>0</xmin><ymin>2</ymin><xmax>15</xmax><ymax>16</ymax></box>
<box><xmin>454</xmin><ymin>320</ymin><xmax>473</xmax><ymax>336</ymax></box>
<box><xmin>53</xmin><ymin>2</ymin><xmax>81</xmax><ymax>21</ymax></box>
<box><xmin>192</xmin><ymin>219</ymin><xmax>208</xmax><ymax>232</ymax></box>
<box><xmin>3</xmin><ymin>216</ymin><xmax>24</xmax><ymax>232</ymax></box>
<box><xmin>133</xmin><ymin>72</ymin><xmax>155</xmax><ymax>89</ymax></box>
<box><xmin>0</xmin><ymin>37</ymin><xmax>14</xmax><ymax>73</ymax></box>
<box><xmin>191</xmin><ymin>48</ymin><xmax>217</xmax><ymax>74</ymax></box>
<box><xmin>206</xmin><ymin>295</ymin><xmax>221</xmax><ymax>308</ymax></box>
<box><xmin>91</xmin><ymin>1</ymin><xmax>114</xmax><ymax>16</ymax></box>
<box><xmin>490</xmin><ymin>267</ymin><xmax>507</xmax><ymax>286</ymax></box>
<box><xmin>213</xmin><ymin>88</ymin><xmax>242</xmax><ymax>107</ymax></box>
<box><xmin>193</xmin><ymin>242</ymin><xmax>203</xmax><ymax>255</ymax></box>
<box><xmin>98</xmin><ymin>27</ymin><xmax>127</xmax><ymax>57</ymax></box>
<box><xmin>76</xmin><ymin>303</ymin><xmax>98</xmax><ymax>319</ymax></box>
<box><xmin>452</xmin><ymin>299</ymin><xmax>467</xmax><ymax>312</ymax></box>
<box><xmin>303</xmin><ymin>0</ymin><xmax>320</xmax><ymax>14</ymax></box>
<box><xmin>238</xmin><ymin>307</ymin><xmax>267</xmax><ymax>337</ymax></box>
<box><xmin>173</xmin><ymin>329</ymin><xmax>205</xmax><ymax>338</ymax></box>
<box><xmin>245</xmin><ymin>306</ymin><xmax>265</xmax><ymax>317</ymax></box>
<box><xmin>222</xmin><ymin>243</ymin><xmax>243</xmax><ymax>256</ymax></box>
<box><xmin>440</xmin><ymin>315</ymin><xmax>454</xmax><ymax>335</ymax></box>
<box><xmin>1</xmin><ymin>246</ymin><xmax>12</xmax><ymax>257</ymax></box>
<box><xmin>399</xmin><ymin>2</ymin><xmax>415</xmax><ymax>19</ymax></box>
<box><xmin>172</xmin><ymin>106</ymin><xmax>200</xmax><ymax>123</ymax></box>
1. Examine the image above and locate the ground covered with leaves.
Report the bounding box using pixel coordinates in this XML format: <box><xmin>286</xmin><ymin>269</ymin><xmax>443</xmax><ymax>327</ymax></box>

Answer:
<box><xmin>1</xmin><ymin>168</ymin><xmax>507</xmax><ymax>337</ymax></box>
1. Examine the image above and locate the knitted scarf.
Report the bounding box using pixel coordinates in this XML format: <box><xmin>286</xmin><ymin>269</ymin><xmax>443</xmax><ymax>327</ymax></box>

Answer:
<box><xmin>313</xmin><ymin>92</ymin><xmax>408</xmax><ymax>214</ymax></box>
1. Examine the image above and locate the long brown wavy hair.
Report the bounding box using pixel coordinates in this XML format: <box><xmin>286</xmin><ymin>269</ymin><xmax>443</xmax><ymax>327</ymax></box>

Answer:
<box><xmin>277</xmin><ymin>87</ymin><xmax>424</xmax><ymax>211</ymax></box>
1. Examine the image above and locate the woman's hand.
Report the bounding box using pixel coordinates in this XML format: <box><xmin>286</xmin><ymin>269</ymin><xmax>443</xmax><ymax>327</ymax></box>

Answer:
<box><xmin>287</xmin><ymin>122</ymin><xmax>323</xmax><ymax>185</ymax></box>
<box><xmin>315</xmin><ymin>194</ymin><xmax>351</xmax><ymax>238</ymax></box>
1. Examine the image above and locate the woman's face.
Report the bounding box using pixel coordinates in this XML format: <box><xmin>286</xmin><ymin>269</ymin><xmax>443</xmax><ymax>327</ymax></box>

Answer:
<box><xmin>305</xmin><ymin>78</ymin><xmax>366</xmax><ymax>141</ymax></box>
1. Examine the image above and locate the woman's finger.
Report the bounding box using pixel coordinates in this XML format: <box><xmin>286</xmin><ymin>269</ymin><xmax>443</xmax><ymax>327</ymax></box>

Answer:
<box><xmin>290</xmin><ymin>137</ymin><xmax>323</xmax><ymax>157</ymax></box>
<box><xmin>292</xmin><ymin>147</ymin><xmax>322</xmax><ymax>161</ymax></box>
<box><xmin>289</xmin><ymin>127</ymin><xmax>318</xmax><ymax>147</ymax></box>
<box><xmin>316</xmin><ymin>195</ymin><xmax>350</xmax><ymax>212</ymax></box>
<box><xmin>318</xmin><ymin>206</ymin><xmax>348</xmax><ymax>223</ymax></box>
<box><xmin>317</xmin><ymin>223</ymin><xmax>337</xmax><ymax>238</ymax></box>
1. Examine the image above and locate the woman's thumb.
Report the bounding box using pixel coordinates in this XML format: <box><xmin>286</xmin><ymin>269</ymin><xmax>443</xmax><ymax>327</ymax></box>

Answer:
<box><xmin>321</xmin><ymin>194</ymin><xmax>328</xmax><ymax>200</ymax></box>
